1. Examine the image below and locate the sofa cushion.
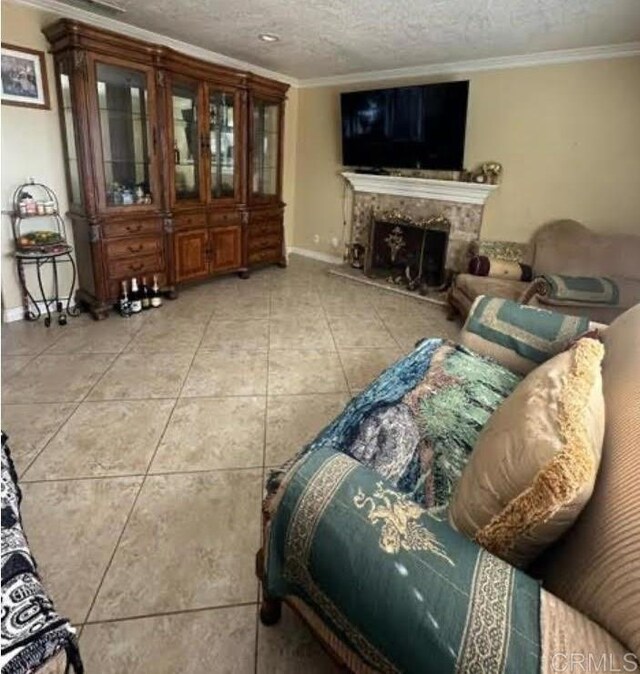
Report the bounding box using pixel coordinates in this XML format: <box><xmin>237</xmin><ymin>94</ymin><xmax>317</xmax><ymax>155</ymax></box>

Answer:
<box><xmin>454</xmin><ymin>273</ymin><xmax>528</xmax><ymax>302</ymax></box>
<box><xmin>449</xmin><ymin>338</ymin><xmax>605</xmax><ymax>568</ymax></box>
<box><xmin>536</xmin><ymin>304</ymin><xmax>640</xmax><ymax>656</ymax></box>
<box><xmin>460</xmin><ymin>295</ymin><xmax>590</xmax><ymax>374</ymax></box>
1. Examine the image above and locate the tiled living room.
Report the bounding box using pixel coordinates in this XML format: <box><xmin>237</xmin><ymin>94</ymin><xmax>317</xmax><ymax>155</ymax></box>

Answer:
<box><xmin>1</xmin><ymin>1</ymin><xmax>639</xmax><ymax>673</ymax></box>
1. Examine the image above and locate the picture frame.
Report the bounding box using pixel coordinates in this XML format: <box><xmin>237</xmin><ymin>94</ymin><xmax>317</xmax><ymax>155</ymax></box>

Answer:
<box><xmin>1</xmin><ymin>43</ymin><xmax>50</xmax><ymax>110</ymax></box>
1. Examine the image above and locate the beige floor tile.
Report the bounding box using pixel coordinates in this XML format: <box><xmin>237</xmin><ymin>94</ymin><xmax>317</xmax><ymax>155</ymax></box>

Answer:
<box><xmin>257</xmin><ymin>604</ymin><xmax>340</xmax><ymax>674</ymax></box>
<box><xmin>21</xmin><ymin>477</ymin><xmax>142</xmax><ymax>623</ymax></box>
<box><xmin>2</xmin><ymin>353</ymin><xmax>116</xmax><ymax>403</ymax></box>
<box><xmin>81</xmin><ymin>606</ymin><xmax>256</xmax><ymax>674</ymax></box>
<box><xmin>211</xmin><ymin>295</ymin><xmax>270</xmax><ymax>319</ymax></box>
<box><xmin>269</xmin><ymin>317</ymin><xmax>335</xmax><ymax>351</ymax></box>
<box><xmin>383</xmin><ymin>314</ymin><xmax>459</xmax><ymax>350</ymax></box>
<box><xmin>1</xmin><ymin>403</ymin><xmax>77</xmax><ymax>475</ymax></box>
<box><xmin>45</xmin><ymin>318</ymin><xmax>141</xmax><ymax>354</ymax></box>
<box><xmin>1</xmin><ymin>321</ymin><xmax>65</xmax><ymax>356</ymax></box>
<box><xmin>24</xmin><ymin>400</ymin><xmax>174</xmax><ymax>480</ymax></box>
<box><xmin>268</xmin><ymin>350</ymin><xmax>347</xmax><ymax>395</ymax></box>
<box><xmin>328</xmin><ymin>316</ymin><xmax>396</xmax><ymax>348</ymax></box>
<box><xmin>266</xmin><ymin>394</ymin><xmax>348</xmax><ymax>466</ymax></box>
<box><xmin>89</xmin><ymin>469</ymin><xmax>262</xmax><ymax>620</ymax></box>
<box><xmin>338</xmin><ymin>347</ymin><xmax>402</xmax><ymax>390</ymax></box>
<box><xmin>182</xmin><ymin>350</ymin><xmax>268</xmax><ymax>397</ymax></box>
<box><xmin>320</xmin><ymin>296</ymin><xmax>377</xmax><ymax>319</ymax></box>
<box><xmin>127</xmin><ymin>318</ymin><xmax>207</xmax><ymax>353</ymax></box>
<box><xmin>1</xmin><ymin>355</ymin><xmax>32</xmax><ymax>381</ymax></box>
<box><xmin>89</xmin><ymin>352</ymin><xmax>192</xmax><ymax>400</ymax></box>
<box><xmin>150</xmin><ymin>396</ymin><xmax>265</xmax><ymax>472</ymax></box>
<box><xmin>200</xmin><ymin>319</ymin><xmax>269</xmax><ymax>351</ymax></box>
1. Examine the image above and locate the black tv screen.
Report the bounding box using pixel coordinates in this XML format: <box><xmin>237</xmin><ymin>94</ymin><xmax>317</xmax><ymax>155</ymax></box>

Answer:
<box><xmin>341</xmin><ymin>81</ymin><xmax>469</xmax><ymax>170</ymax></box>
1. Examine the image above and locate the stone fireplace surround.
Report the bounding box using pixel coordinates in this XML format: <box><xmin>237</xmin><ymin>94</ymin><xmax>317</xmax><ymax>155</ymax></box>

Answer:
<box><xmin>342</xmin><ymin>172</ymin><xmax>497</xmax><ymax>273</ymax></box>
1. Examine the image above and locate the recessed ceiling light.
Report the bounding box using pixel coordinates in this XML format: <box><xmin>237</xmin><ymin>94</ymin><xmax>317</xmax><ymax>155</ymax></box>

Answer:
<box><xmin>258</xmin><ymin>33</ymin><xmax>280</xmax><ymax>43</ymax></box>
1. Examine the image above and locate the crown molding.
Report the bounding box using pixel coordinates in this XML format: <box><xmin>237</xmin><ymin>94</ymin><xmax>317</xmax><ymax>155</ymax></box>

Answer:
<box><xmin>298</xmin><ymin>42</ymin><xmax>640</xmax><ymax>88</ymax></box>
<box><xmin>9</xmin><ymin>0</ymin><xmax>299</xmax><ymax>86</ymax></box>
<box><xmin>341</xmin><ymin>172</ymin><xmax>497</xmax><ymax>205</ymax></box>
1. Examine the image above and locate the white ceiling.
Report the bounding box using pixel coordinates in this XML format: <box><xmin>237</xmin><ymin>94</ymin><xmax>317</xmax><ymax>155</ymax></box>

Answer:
<box><xmin>55</xmin><ymin>0</ymin><xmax>640</xmax><ymax>81</ymax></box>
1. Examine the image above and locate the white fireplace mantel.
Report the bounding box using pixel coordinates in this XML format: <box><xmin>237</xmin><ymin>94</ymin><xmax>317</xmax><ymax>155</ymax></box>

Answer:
<box><xmin>341</xmin><ymin>171</ymin><xmax>497</xmax><ymax>206</ymax></box>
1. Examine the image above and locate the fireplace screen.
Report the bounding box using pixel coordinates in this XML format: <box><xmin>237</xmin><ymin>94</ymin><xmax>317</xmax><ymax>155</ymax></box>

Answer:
<box><xmin>364</xmin><ymin>217</ymin><xmax>449</xmax><ymax>290</ymax></box>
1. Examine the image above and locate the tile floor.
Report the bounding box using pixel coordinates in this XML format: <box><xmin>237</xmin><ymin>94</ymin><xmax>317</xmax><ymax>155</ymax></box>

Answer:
<box><xmin>1</xmin><ymin>255</ymin><xmax>459</xmax><ymax>673</ymax></box>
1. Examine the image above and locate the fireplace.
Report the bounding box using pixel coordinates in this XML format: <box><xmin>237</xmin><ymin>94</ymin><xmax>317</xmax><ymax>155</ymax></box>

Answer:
<box><xmin>364</xmin><ymin>214</ymin><xmax>450</xmax><ymax>291</ymax></box>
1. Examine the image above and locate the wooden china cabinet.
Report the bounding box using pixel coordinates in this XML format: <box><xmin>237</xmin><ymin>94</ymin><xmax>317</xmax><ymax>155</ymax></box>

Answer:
<box><xmin>44</xmin><ymin>20</ymin><xmax>288</xmax><ymax>319</ymax></box>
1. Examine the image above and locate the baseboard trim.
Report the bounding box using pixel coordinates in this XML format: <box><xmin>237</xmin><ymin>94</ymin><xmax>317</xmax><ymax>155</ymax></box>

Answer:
<box><xmin>3</xmin><ymin>298</ymin><xmax>76</xmax><ymax>323</ymax></box>
<box><xmin>287</xmin><ymin>247</ymin><xmax>343</xmax><ymax>265</ymax></box>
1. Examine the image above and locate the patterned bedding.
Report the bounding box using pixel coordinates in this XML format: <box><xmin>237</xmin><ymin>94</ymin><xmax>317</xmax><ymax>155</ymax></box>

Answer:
<box><xmin>1</xmin><ymin>434</ymin><xmax>82</xmax><ymax>674</ymax></box>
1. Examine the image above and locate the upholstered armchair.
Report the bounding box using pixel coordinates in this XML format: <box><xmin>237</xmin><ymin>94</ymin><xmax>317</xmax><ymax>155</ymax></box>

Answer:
<box><xmin>447</xmin><ymin>220</ymin><xmax>640</xmax><ymax>324</ymax></box>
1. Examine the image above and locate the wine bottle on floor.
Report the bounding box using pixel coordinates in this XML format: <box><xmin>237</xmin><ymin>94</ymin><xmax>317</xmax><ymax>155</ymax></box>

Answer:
<box><xmin>118</xmin><ymin>280</ymin><xmax>131</xmax><ymax>317</ymax></box>
<box><xmin>150</xmin><ymin>274</ymin><xmax>162</xmax><ymax>308</ymax></box>
<box><xmin>141</xmin><ymin>276</ymin><xmax>151</xmax><ymax>310</ymax></box>
<box><xmin>130</xmin><ymin>277</ymin><xmax>142</xmax><ymax>314</ymax></box>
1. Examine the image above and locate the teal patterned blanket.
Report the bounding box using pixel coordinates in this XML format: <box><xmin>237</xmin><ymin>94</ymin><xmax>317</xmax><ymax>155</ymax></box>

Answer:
<box><xmin>265</xmin><ymin>449</ymin><xmax>541</xmax><ymax>673</ymax></box>
<box><xmin>540</xmin><ymin>274</ymin><xmax>620</xmax><ymax>305</ymax></box>
<box><xmin>269</xmin><ymin>338</ymin><xmax>521</xmax><ymax>512</ymax></box>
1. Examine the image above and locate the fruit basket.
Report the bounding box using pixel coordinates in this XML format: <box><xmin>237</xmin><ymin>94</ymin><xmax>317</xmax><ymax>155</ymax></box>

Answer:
<box><xmin>17</xmin><ymin>230</ymin><xmax>66</xmax><ymax>252</ymax></box>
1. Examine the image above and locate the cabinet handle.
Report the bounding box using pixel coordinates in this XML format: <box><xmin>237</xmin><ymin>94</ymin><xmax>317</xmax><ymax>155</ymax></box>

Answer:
<box><xmin>129</xmin><ymin>262</ymin><xmax>144</xmax><ymax>272</ymax></box>
<box><xmin>128</xmin><ymin>244</ymin><xmax>143</xmax><ymax>253</ymax></box>
<box><xmin>126</xmin><ymin>224</ymin><xmax>142</xmax><ymax>233</ymax></box>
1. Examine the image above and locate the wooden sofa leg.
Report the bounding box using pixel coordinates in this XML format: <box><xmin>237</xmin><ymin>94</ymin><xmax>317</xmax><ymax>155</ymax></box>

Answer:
<box><xmin>259</xmin><ymin>596</ymin><xmax>282</xmax><ymax>626</ymax></box>
<box><xmin>256</xmin><ymin>547</ymin><xmax>282</xmax><ymax>626</ymax></box>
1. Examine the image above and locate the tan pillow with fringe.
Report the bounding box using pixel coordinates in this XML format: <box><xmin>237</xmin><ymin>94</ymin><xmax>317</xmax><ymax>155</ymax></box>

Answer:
<box><xmin>449</xmin><ymin>338</ymin><xmax>605</xmax><ymax>568</ymax></box>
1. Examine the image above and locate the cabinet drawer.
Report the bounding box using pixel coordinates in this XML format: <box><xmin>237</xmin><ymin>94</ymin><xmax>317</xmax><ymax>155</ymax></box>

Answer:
<box><xmin>209</xmin><ymin>210</ymin><xmax>242</xmax><ymax>227</ymax></box>
<box><xmin>174</xmin><ymin>212</ymin><xmax>207</xmax><ymax>230</ymax></box>
<box><xmin>106</xmin><ymin>236</ymin><xmax>163</xmax><ymax>260</ymax></box>
<box><xmin>248</xmin><ymin>247</ymin><xmax>281</xmax><ymax>265</ymax></box>
<box><xmin>249</xmin><ymin>221</ymin><xmax>281</xmax><ymax>238</ymax></box>
<box><xmin>107</xmin><ymin>253</ymin><xmax>164</xmax><ymax>279</ymax></box>
<box><xmin>102</xmin><ymin>219</ymin><xmax>162</xmax><ymax>239</ymax></box>
<box><xmin>249</xmin><ymin>208</ymin><xmax>283</xmax><ymax>225</ymax></box>
<box><xmin>248</xmin><ymin>233</ymin><xmax>282</xmax><ymax>254</ymax></box>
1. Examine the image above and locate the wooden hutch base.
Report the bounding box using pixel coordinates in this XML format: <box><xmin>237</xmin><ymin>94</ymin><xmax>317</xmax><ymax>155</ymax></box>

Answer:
<box><xmin>44</xmin><ymin>20</ymin><xmax>288</xmax><ymax>319</ymax></box>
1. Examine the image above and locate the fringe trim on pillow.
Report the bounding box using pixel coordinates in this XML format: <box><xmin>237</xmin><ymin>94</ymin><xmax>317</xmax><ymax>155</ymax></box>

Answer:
<box><xmin>474</xmin><ymin>338</ymin><xmax>604</xmax><ymax>559</ymax></box>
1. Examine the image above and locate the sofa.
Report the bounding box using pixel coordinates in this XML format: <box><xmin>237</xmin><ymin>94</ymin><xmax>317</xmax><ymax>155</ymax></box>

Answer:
<box><xmin>257</xmin><ymin>299</ymin><xmax>639</xmax><ymax>673</ymax></box>
<box><xmin>447</xmin><ymin>220</ymin><xmax>640</xmax><ymax>324</ymax></box>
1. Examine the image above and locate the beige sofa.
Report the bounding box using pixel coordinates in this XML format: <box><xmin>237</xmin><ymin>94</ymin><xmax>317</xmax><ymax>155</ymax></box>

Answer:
<box><xmin>447</xmin><ymin>220</ymin><xmax>640</xmax><ymax>323</ymax></box>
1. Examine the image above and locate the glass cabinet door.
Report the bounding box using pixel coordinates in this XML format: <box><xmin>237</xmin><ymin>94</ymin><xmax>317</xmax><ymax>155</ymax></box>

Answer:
<box><xmin>172</xmin><ymin>81</ymin><xmax>201</xmax><ymax>201</ymax></box>
<box><xmin>59</xmin><ymin>64</ymin><xmax>82</xmax><ymax>207</ymax></box>
<box><xmin>251</xmin><ymin>98</ymin><xmax>280</xmax><ymax>199</ymax></box>
<box><xmin>95</xmin><ymin>62</ymin><xmax>154</xmax><ymax>208</ymax></box>
<box><xmin>209</xmin><ymin>91</ymin><xmax>236</xmax><ymax>200</ymax></box>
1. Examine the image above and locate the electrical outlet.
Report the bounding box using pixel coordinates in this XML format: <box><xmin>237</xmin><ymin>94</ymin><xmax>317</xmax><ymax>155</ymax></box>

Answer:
<box><xmin>331</xmin><ymin>237</ymin><xmax>339</xmax><ymax>249</ymax></box>
<box><xmin>313</xmin><ymin>234</ymin><xmax>320</xmax><ymax>244</ymax></box>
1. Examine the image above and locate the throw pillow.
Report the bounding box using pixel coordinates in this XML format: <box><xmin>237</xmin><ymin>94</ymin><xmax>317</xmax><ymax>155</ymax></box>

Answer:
<box><xmin>468</xmin><ymin>255</ymin><xmax>533</xmax><ymax>281</ymax></box>
<box><xmin>460</xmin><ymin>295</ymin><xmax>590</xmax><ymax>375</ymax></box>
<box><xmin>449</xmin><ymin>337</ymin><xmax>605</xmax><ymax>568</ymax></box>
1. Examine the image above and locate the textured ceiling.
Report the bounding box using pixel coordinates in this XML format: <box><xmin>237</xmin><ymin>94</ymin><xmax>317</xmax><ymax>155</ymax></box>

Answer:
<box><xmin>70</xmin><ymin>0</ymin><xmax>640</xmax><ymax>79</ymax></box>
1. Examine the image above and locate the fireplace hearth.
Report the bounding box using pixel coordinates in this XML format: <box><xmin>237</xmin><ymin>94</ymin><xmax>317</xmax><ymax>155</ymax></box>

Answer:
<box><xmin>364</xmin><ymin>213</ymin><xmax>450</xmax><ymax>292</ymax></box>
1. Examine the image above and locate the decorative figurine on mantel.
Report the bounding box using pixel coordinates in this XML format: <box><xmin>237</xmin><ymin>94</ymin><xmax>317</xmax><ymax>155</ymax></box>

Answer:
<box><xmin>470</xmin><ymin>161</ymin><xmax>503</xmax><ymax>185</ymax></box>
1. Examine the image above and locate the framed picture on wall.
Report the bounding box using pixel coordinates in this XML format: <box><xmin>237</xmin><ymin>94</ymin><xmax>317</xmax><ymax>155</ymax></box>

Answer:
<box><xmin>1</xmin><ymin>43</ymin><xmax>50</xmax><ymax>109</ymax></box>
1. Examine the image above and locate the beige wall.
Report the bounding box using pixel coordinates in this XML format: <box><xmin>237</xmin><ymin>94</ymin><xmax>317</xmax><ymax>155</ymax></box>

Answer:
<box><xmin>1</xmin><ymin>2</ymin><xmax>72</xmax><ymax>318</ymax></box>
<box><xmin>292</xmin><ymin>57</ymin><xmax>640</xmax><ymax>256</ymax></box>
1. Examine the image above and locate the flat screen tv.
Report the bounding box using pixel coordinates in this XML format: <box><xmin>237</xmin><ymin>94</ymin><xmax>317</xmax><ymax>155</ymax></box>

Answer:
<box><xmin>341</xmin><ymin>81</ymin><xmax>469</xmax><ymax>170</ymax></box>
